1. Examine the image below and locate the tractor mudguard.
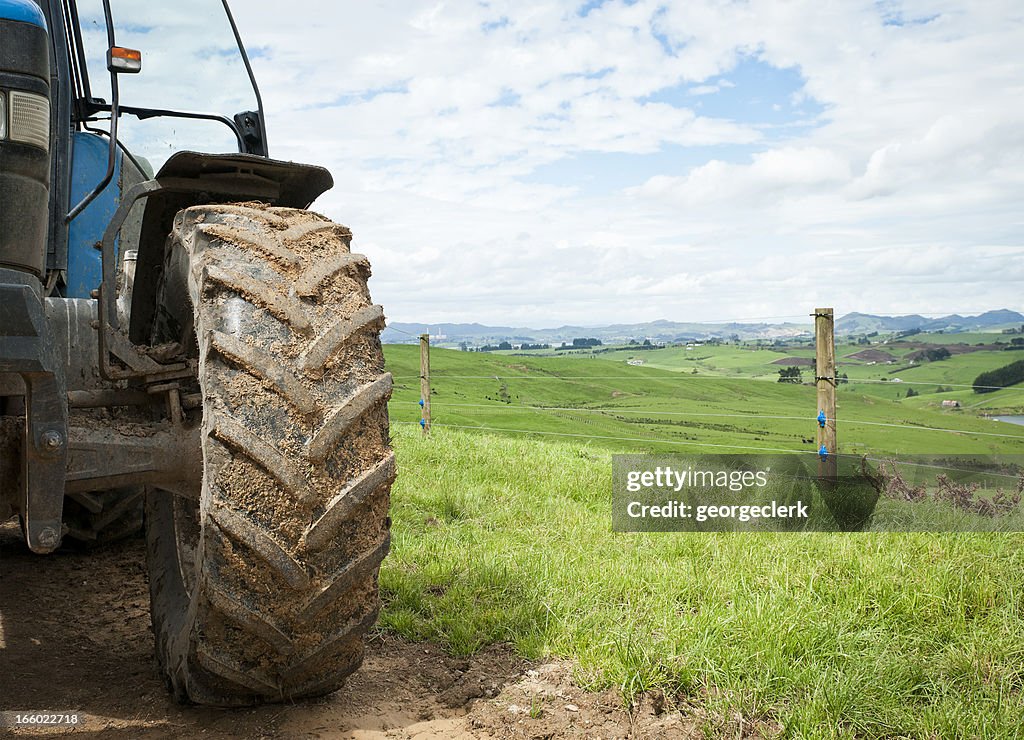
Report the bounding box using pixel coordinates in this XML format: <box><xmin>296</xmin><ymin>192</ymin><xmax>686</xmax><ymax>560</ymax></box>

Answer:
<box><xmin>126</xmin><ymin>152</ymin><xmax>333</xmax><ymax>345</ymax></box>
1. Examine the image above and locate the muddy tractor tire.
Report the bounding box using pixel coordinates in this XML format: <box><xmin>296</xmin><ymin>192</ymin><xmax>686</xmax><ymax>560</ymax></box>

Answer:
<box><xmin>144</xmin><ymin>204</ymin><xmax>394</xmax><ymax>705</ymax></box>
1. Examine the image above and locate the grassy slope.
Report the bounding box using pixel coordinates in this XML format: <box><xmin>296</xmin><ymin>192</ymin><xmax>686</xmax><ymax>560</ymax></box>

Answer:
<box><xmin>385</xmin><ymin>345</ymin><xmax>1024</xmax><ymax>458</ymax></box>
<box><xmin>840</xmin><ymin>349</ymin><xmax>1024</xmax><ymax>403</ymax></box>
<box><xmin>381</xmin><ymin>425</ymin><xmax>1024</xmax><ymax>737</ymax></box>
<box><xmin>380</xmin><ymin>345</ymin><xmax>1024</xmax><ymax>735</ymax></box>
<box><xmin>908</xmin><ymin>331</ymin><xmax>1017</xmax><ymax>344</ymax></box>
<box><xmin>549</xmin><ymin>340</ymin><xmax>1024</xmax><ymax>411</ymax></box>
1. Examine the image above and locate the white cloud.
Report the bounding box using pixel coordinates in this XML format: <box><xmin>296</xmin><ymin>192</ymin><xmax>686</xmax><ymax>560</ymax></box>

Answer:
<box><xmin>87</xmin><ymin>1</ymin><xmax>1024</xmax><ymax>325</ymax></box>
<box><xmin>634</xmin><ymin>147</ymin><xmax>852</xmax><ymax>206</ymax></box>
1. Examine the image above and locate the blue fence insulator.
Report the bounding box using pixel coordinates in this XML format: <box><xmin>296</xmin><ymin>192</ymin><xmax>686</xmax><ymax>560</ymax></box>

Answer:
<box><xmin>419</xmin><ymin>418</ymin><xmax>426</xmax><ymax>428</ymax></box>
<box><xmin>419</xmin><ymin>399</ymin><xmax>425</xmax><ymax>407</ymax></box>
<box><xmin>818</xmin><ymin>445</ymin><xmax>828</xmax><ymax>461</ymax></box>
<box><xmin>817</xmin><ymin>410</ymin><xmax>827</xmax><ymax>428</ymax></box>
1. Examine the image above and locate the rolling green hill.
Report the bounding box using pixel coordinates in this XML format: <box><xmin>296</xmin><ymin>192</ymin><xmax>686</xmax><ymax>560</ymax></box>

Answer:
<box><xmin>383</xmin><ymin>345</ymin><xmax>1024</xmax><ymax>458</ymax></box>
<box><xmin>487</xmin><ymin>336</ymin><xmax>1024</xmax><ymax>412</ymax></box>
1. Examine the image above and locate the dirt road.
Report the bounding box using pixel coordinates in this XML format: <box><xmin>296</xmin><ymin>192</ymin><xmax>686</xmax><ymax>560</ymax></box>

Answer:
<box><xmin>0</xmin><ymin>521</ymin><xmax>704</xmax><ymax>739</ymax></box>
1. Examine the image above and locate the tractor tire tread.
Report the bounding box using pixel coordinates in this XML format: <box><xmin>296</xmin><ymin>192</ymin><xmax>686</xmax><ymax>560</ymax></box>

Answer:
<box><xmin>145</xmin><ymin>203</ymin><xmax>392</xmax><ymax>706</ymax></box>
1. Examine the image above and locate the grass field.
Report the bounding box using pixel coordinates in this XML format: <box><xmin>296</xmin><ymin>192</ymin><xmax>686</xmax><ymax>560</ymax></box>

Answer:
<box><xmin>380</xmin><ymin>425</ymin><xmax>1024</xmax><ymax>737</ymax></box>
<box><xmin>484</xmin><ymin>336</ymin><xmax>1024</xmax><ymax>412</ymax></box>
<box><xmin>384</xmin><ymin>345</ymin><xmax>1024</xmax><ymax>458</ymax></box>
<box><xmin>380</xmin><ymin>344</ymin><xmax>1024</xmax><ymax>735</ymax></box>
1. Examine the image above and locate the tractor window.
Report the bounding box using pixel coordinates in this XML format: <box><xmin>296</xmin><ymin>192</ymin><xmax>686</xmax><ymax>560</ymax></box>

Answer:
<box><xmin>75</xmin><ymin>0</ymin><xmax>260</xmax><ymax>168</ymax></box>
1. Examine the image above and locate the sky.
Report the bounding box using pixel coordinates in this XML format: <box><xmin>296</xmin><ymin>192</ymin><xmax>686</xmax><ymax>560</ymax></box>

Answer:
<box><xmin>83</xmin><ymin>0</ymin><xmax>1024</xmax><ymax>327</ymax></box>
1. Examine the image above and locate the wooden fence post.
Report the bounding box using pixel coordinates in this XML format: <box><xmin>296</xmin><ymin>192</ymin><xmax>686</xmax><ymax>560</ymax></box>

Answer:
<box><xmin>814</xmin><ymin>308</ymin><xmax>837</xmax><ymax>480</ymax></box>
<box><xmin>420</xmin><ymin>333</ymin><xmax>431</xmax><ymax>434</ymax></box>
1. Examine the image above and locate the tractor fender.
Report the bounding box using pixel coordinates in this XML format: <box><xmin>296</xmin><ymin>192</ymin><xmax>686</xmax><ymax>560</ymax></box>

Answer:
<box><xmin>127</xmin><ymin>151</ymin><xmax>333</xmax><ymax>345</ymax></box>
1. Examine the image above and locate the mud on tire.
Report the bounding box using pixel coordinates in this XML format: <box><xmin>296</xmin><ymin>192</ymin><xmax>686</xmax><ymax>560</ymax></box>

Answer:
<box><xmin>145</xmin><ymin>203</ymin><xmax>394</xmax><ymax>706</ymax></box>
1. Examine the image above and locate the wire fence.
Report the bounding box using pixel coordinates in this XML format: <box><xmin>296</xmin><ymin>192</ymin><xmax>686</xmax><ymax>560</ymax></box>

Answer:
<box><xmin>392</xmin><ymin>400</ymin><xmax>1024</xmax><ymax>441</ymax></box>
<box><xmin>391</xmin><ymin>395</ymin><xmax>1024</xmax><ymax>480</ymax></box>
<box><xmin>390</xmin><ymin>373</ymin><xmax>1024</xmax><ymax>393</ymax></box>
<box><xmin>393</xmin><ymin>420</ymin><xmax>811</xmax><ymax>454</ymax></box>
<box><xmin>390</xmin><ymin>421</ymin><xmax>1023</xmax><ymax>480</ymax></box>
<box><xmin>385</xmin><ymin>318</ymin><xmax>1024</xmax><ymax>481</ymax></box>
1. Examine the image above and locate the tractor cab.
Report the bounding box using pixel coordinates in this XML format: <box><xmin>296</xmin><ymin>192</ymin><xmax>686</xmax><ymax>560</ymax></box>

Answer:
<box><xmin>9</xmin><ymin>0</ymin><xmax>271</xmax><ymax>300</ymax></box>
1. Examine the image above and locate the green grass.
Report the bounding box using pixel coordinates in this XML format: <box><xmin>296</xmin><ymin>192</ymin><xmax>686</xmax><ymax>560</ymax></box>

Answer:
<box><xmin>380</xmin><ymin>425</ymin><xmax>1024</xmax><ymax>737</ymax></box>
<box><xmin>488</xmin><ymin>337</ymin><xmax>1024</xmax><ymax>412</ymax></box>
<box><xmin>385</xmin><ymin>345</ymin><xmax>1024</xmax><ymax>458</ymax></box>
<box><xmin>906</xmin><ymin>332</ymin><xmax>1015</xmax><ymax>345</ymax></box>
<box><xmin>839</xmin><ymin>350</ymin><xmax>1024</xmax><ymax>399</ymax></box>
<box><xmin>593</xmin><ymin>344</ymin><xmax>811</xmax><ymax>379</ymax></box>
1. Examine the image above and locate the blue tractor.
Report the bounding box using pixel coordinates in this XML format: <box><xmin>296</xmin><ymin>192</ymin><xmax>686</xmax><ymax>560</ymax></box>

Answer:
<box><xmin>0</xmin><ymin>0</ymin><xmax>394</xmax><ymax>705</ymax></box>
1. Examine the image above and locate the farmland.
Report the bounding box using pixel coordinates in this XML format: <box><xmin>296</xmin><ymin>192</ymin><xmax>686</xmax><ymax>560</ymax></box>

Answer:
<box><xmin>383</xmin><ymin>344</ymin><xmax>1024</xmax><ymax>458</ymax></box>
<box><xmin>479</xmin><ymin>333</ymin><xmax>1024</xmax><ymax>412</ymax></box>
<box><xmin>375</xmin><ymin>343</ymin><xmax>1024</xmax><ymax>736</ymax></box>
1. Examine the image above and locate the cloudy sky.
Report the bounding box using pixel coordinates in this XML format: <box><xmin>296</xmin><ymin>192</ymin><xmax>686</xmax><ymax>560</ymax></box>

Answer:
<box><xmin>90</xmin><ymin>1</ymin><xmax>1023</xmax><ymax>327</ymax></box>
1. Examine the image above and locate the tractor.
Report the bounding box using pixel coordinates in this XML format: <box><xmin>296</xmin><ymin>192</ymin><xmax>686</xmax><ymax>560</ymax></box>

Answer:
<box><xmin>0</xmin><ymin>0</ymin><xmax>394</xmax><ymax>705</ymax></box>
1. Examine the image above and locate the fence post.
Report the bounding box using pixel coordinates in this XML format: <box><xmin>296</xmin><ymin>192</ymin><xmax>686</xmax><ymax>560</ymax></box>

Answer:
<box><xmin>814</xmin><ymin>308</ymin><xmax>837</xmax><ymax>481</ymax></box>
<box><xmin>420</xmin><ymin>333</ymin><xmax>431</xmax><ymax>434</ymax></box>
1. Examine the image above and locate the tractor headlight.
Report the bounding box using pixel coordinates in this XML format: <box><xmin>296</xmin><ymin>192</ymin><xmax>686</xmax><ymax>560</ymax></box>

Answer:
<box><xmin>8</xmin><ymin>90</ymin><xmax>49</xmax><ymax>152</ymax></box>
<box><xmin>0</xmin><ymin>92</ymin><xmax>6</xmax><ymax>140</ymax></box>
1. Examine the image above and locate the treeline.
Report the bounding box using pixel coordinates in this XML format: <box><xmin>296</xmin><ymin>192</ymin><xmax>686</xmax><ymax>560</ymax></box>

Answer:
<box><xmin>473</xmin><ymin>342</ymin><xmax>554</xmax><ymax>351</ymax></box>
<box><xmin>973</xmin><ymin>359</ymin><xmax>1024</xmax><ymax>394</ymax></box>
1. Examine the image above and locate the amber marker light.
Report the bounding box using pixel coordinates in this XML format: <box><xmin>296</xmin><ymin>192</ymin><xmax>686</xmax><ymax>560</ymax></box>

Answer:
<box><xmin>107</xmin><ymin>46</ymin><xmax>143</xmax><ymax>74</ymax></box>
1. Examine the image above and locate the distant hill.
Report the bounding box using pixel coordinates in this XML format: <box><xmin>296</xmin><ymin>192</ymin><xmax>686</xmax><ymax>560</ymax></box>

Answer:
<box><xmin>382</xmin><ymin>310</ymin><xmax>1023</xmax><ymax>346</ymax></box>
<box><xmin>382</xmin><ymin>319</ymin><xmax>812</xmax><ymax>345</ymax></box>
<box><xmin>836</xmin><ymin>310</ymin><xmax>1024</xmax><ymax>334</ymax></box>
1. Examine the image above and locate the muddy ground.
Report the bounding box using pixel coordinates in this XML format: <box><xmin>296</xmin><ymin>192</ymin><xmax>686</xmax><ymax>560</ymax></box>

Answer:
<box><xmin>0</xmin><ymin>521</ymin><xmax>727</xmax><ymax>739</ymax></box>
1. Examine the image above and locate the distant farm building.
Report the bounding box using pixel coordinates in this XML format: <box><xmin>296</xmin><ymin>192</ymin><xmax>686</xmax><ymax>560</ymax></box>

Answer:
<box><xmin>846</xmin><ymin>349</ymin><xmax>897</xmax><ymax>363</ymax></box>
<box><xmin>941</xmin><ymin>400</ymin><xmax>962</xmax><ymax>408</ymax></box>
<box><xmin>627</xmin><ymin>359</ymin><xmax>645</xmax><ymax>366</ymax></box>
